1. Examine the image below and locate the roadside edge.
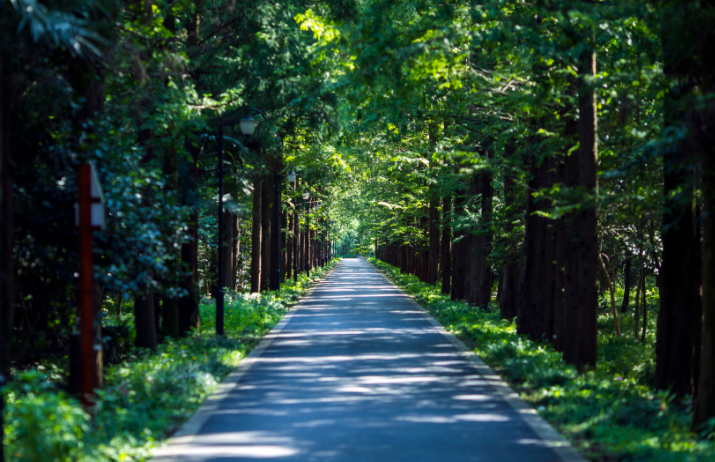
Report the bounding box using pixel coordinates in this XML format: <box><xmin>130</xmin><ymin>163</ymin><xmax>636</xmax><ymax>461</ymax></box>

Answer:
<box><xmin>366</xmin><ymin>257</ymin><xmax>587</xmax><ymax>462</ymax></box>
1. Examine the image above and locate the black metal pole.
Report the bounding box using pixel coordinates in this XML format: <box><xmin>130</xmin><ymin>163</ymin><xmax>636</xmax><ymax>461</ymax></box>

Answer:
<box><xmin>293</xmin><ymin>180</ymin><xmax>298</xmax><ymax>282</ymax></box>
<box><xmin>274</xmin><ymin>169</ymin><xmax>281</xmax><ymax>291</ymax></box>
<box><xmin>216</xmin><ymin>124</ymin><xmax>224</xmax><ymax>336</ymax></box>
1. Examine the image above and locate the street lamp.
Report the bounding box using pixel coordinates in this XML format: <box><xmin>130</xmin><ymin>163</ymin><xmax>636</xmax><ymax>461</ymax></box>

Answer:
<box><xmin>287</xmin><ymin>170</ymin><xmax>296</xmax><ymax>183</ymax></box>
<box><xmin>303</xmin><ymin>190</ymin><xmax>310</xmax><ymax>276</ymax></box>
<box><xmin>240</xmin><ymin>116</ymin><xmax>258</xmax><ymax>136</ymax></box>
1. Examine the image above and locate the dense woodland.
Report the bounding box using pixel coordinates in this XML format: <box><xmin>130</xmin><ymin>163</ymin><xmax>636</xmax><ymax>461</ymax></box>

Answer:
<box><xmin>2</xmin><ymin>0</ymin><xmax>715</xmax><ymax>456</ymax></box>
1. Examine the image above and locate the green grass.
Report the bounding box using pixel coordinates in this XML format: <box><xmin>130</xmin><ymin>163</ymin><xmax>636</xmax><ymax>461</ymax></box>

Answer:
<box><xmin>4</xmin><ymin>259</ymin><xmax>339</xmax><ymax>462</ymax></box>
<box><xmin>368</xmin><ymin>257</ymin><xmax>714</xmax><ymax>462</ymax></box>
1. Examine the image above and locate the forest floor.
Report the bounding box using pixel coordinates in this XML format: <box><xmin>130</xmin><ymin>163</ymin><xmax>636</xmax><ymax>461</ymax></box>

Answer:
<box><xmin>154</xmin><ymin>257</ymin><xmax>582</xmax><ymax>462</ymax></box>
<box><xmin>368</xmin><ymin>258</ymin><xmax>715</xmax><ymax>462</ymax></box>
<box><xmin>4</xmin><ymin>260</ymin><xmax>339</xmax><ymax>462</ymax></box>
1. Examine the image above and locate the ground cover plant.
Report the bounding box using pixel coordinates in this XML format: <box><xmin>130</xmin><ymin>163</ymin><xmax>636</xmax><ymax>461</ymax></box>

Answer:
<box><xmin>368</xmin><ymin>257</ymin><xmax>715</xmax><ymax>462</ymax></box>
<box><xmin>3</xmin><ymin>260</ymin><xmax>338</xmax><ymax>462</ymax></box>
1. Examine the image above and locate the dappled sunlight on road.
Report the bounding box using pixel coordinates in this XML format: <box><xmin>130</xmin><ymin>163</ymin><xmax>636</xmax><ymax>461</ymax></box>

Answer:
<box><xmin>153</xmin><ymin>258</ymin><xmax>560</xmax><ymax>462</ymax></box>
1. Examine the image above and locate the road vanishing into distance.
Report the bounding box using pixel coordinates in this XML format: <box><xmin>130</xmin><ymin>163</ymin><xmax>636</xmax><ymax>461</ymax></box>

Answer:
<box><xmin>154</xmin><ymin>257</ymin><xmax>583</xmax><ymax>462</ymax></box>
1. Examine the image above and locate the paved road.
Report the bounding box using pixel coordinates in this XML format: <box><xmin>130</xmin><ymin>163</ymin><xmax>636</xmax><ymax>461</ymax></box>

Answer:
<box><xmin>155</xmin><ymin>258</ymin><xmax>570</xmax><ymax>462</ymax></box>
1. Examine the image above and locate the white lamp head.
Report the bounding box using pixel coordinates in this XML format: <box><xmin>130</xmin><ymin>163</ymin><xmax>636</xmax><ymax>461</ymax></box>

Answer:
<box><xmin>287</xmin><ymin>170</ymin><xmax>296</xmax><ymax>182</ymax></box>
<box><xmin>302</xmin><ymin>190</ymin><xmax>310</xmax><ymax>200</ymax></box>
<box><xmin>240</xmin><ymin>116</ymin><xmax>257</xmax><ymax>135</ymax></box>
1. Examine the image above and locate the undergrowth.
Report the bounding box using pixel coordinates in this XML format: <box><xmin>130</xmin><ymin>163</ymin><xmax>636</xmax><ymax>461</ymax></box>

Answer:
<box><xmin>368</xmin><ymin>257</ymin><xmax>714</xmax><ymax>462</ymax></box>
<box><xmin>4</xmin><ymin>259</ymin><xmax>339</xmax><ymax>462</ymax></box>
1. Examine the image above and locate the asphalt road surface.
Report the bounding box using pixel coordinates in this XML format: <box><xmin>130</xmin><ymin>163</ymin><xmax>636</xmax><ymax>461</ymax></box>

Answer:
<box><xmin>154</xmin><ymin>257</ymin><xmax>574</xmax><ymax>462</ymax></box>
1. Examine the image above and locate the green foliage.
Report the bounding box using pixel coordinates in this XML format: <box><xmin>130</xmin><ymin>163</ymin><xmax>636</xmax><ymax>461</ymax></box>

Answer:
<box><xmin>369</xmin><ymin>257</ymin><xmax>715</xmax><ymax>462</ymax></box>
<box><xmin>4</xmin><ymin>260</ymin><xmax>339</xmax><ymax>461</ymax></box>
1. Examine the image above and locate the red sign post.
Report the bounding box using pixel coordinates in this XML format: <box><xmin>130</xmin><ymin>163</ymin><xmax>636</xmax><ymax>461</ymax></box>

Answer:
<box><xmin>76</xmin><ymin>163</ymin><xmax>105</xmax><ymax>410</ymax></box>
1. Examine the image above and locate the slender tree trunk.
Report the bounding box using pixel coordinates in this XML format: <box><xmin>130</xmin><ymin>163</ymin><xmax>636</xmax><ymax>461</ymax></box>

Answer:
<box><xmin>562</xmin><ymin>110</ymin><xmax>581</xmax><ymax>363</ymax></box>
<box><xmin>221</xmin><ymin>210</ymin><xmax>234</xmax><ymax>290</ymax></box>
<box><xmin>465</xmin><ymin>175</ymin><xmax>482</xmax><ymax>304</ymax></box>
<box><xmin>250</xmin><ymin>173</ymin><xmax>262</xmax><ymax>293</ymax></box>
<box><xmin>621</xmin><ymin>256</ymin><xmax>632</xmax><ymax>313</ymax></box>
<box><xmin>635</xmin><ymin>258</ymin><xmax>643</xmax><ymax>339</ymax></box>
<box><xmin>641</xmin><ymin>271</ymin><xmax>647</xmax><ymax>342</ymax></box>
<box><xmin>429</xmin><ymin>195</ymin><xmax>440</xmax><ymax>285</ymax></box>
<box><xmin>261</xmin><ymin>172</ymin><xmax>271</xmax><ymax>291</ymax></box>
<box><xmin>501</xmin><ymin>145</ymin><xmax>519</xmax><ymax>321</ymax></box>
<box><xmin>0</xmin><ymin>55</ymin><xmax>13</xmax><ymax>375</ymax></box>
<box><xmin>478</xmin><ymin>157</ymin><xmax>494</xmax><ymax>309</ymax></box>
<box><xmin>441</xmin><ymin>195</ymin><xmax>452</xmax><ymax>295</ymax></box>
<box><xmin>517</xmin><ymin>150</ymin><xmax>543</xmax><ymax>339</ymax></box>
<box><xmin>655</xmin><ymin>1</ymin><xmax>703</xmax><ymax>397</ymax></box>
<box><xmin>599</xmin><ymin>253</ymin><xmax>621</xmax><ymax>335</ymax></box>
<box><xmin>576</xmin><ymin>48</ymin><xmax>599</xmax><ymax>370</ymax></box>
<box><xmin>231</xmin><ymin>215</ymin><xmax>239</xmax><ymax>291</ymax></box>
<box><xmin>135</xmin><ymin>290</ymin><xmax>158</xmax><ymax>349</ymax></box>
<box><xmin>452</xmin><ymin>187</ymin><xmax>467</xmax><ymax>301</ymax></box>
<box><xmin>694</xmin><ymin>146</ymin><xmax>715</xmax><ymax>428</ymax></box>
<box><xmin>287</xmin><ymin>212</ymin><xmax>293</xmax><ymax>280</ymax></box>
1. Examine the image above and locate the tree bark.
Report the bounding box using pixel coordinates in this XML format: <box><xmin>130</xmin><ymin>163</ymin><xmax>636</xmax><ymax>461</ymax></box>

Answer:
<box><xmin>621</xmin><ymin>256</ymin><xmax>632</xmax><ymax>313</ymax></box>
<box><xmin>232</xmin><ymin>215</ymin><xmax>239</xmax><ymax>291</ymax></box>
<box><xmin>517</xmin><ymin>149</ymin><xmax>545</xmax><ymax>339</ymax></box>
<box><xmin>576</xmin><ymin>48</ymin><xmax>599</xmax><ymax>370</ymax></box>
<box><xmin>0</xmin><ymin>54</ymin><xmax>13</xmax><ymax>375</ymax></box>
<box><xmin>221</xmin><ymin>210</ymin><xmax>234</xmax><ymax>290</ymax></box>
<box><xmin>441</xmin><ymin>195</ymin><xmax>452</xmax><ymax>295</ymax></box>
<box><xmin>465</xmin><ymin>174</ymin><xmax>482</xmax><ymax>304</ymax></box>
<box><xmin>135</xmin><ymin>290</ymin><xmax>158</xmax><ymax>349</ymax></box>
<box><xmin>451</xmin><ymin>186</ymin><xmax>467</xmax><ymax>301</ymax></box>
<box><xmin>429</xmin><ymin>195</ymin><xmax>440</xmax><ymax>285</ymax></box>
<box><xmin>261</xmin><ymin>171</ymin><xmax>272</xmax><ymax>291</ymax></box>
<box><xmin>478</xmin><ymin>156</ymin><xmax>494</xmax><ymax>309</ymax></box>
<box><xmin>655</xmin><ymin>10</ymin><xmax>702</xmax><ymax>395</ymax></box>
<box><xmin>500</xmin><ymin>145</ymin><xmax>519</xmax><ymax>321</ymax></box>
<box><xmin>694</xmin><ymin>144</ymin><xmax>715</xmax><ymax>428</ymax></box>
<box><xmin>250</xmin><ymin>173</ymin><xmax>262</xmax><ymax>293</ymax></box>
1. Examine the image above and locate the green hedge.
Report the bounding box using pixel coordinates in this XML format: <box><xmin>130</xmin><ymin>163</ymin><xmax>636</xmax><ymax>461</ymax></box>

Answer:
<box><xmin>368</xmin><ymin>257</ymin><xmax>714</xmax><ymax>462</ymax></box>
<box><xmin>4</xmin><ymin>259</ymin><xmax>339</xmax><ymax>462</ymax></box>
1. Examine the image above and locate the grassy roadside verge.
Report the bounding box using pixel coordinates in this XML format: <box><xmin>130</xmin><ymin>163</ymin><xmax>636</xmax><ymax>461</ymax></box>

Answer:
<box><xmin>368</xmin><ymin>257</ymin><xmax>714</xmax><ymax>462</ymax></box>
<box><xmin>5</xmin><ymin>259</ymin><xmax>339</xmax><ymax>462</ymax></box>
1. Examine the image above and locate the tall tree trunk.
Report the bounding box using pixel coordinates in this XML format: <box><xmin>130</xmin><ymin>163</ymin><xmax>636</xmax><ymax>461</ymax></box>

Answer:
<box><xmin>599</xmin><ymin>253</ymin><xmax>621</xmax><ymax>335</ymax></box>
<box><xmin>261</xmin><ymin>171</ymin><xmax>272</xmax><ymax>291</ymax></box>
<box><xmin>441</xmin><ymin>195</ymin><xmax>452</xmax><ymax>295</ymax></box>
<box><xmin>478</xmin><ymin>152</ymin><xmax>494</xmax><ymax>309</ymax></box>
<box><xmin>1</xmin><ymin>52</ymin><xmax>14</xmax><ymax>376</ymax></box>
<box><xmin>135</xmin><ymin>290</ymin><xmax>158</xmax><ymax>349</ymax></box>
<box><xmin>221</xmin><ymin>210</ymin><xmax>234</xmax><ymax>290</ymax></box>
<box><xmin>562</xmin><ymin>105</ymin><xmax>581</xmax><ymax>364</ymax></box>
<box><xmin>287</xmin><ymin>212</ymin><xmax>293</xmax><ymax>280</ymax></box>
<box><xmin>452</xmin><ymin>188</ymin><xmax>467</xmax><ymax>301</ymax></box>
<box><xmin>694</xmin><ymin>143</ymin><xmax>715</xmax><ymax>428</ymax></box>
<box><xmin>500</xmin><ymin>145</ymin><xmax>519</xmax><ymax>321</ymax></box>
<box><xmin>576</xmin><ymin>48</ymin><xmax>599</xmax><ymax>370</ymax></box>
<box><xmin>655</xmin><ymin>16</ymin><xmax>702</xmax><ymax>396</ymax></box>
<box><xmin>517</xmin><ymin>149</ymin><xmax>545</xmax><ymax>339</ymax></box>
<box><xmin>429</xmin><ymin>195</ymin><xmax>440</xmax><ymax>285</ymax></box>
<box><xmin>250</xmin><ymin>173</ymin><xmax>262</xmax><ymax>293</ymax></box>
<box><xmin>231</xmin><ymin>215</ymin><xmax>239</xmax><ymax>291</ymax></box>
<box><xmin>465</xmin><ymin>175</ymin><xmax>482</xmax><ymax>304</ymax></box>
<box><xmin>621</xmin><ymin>256</ymin><xmax>632</xmax><ymax>313</ymax></box>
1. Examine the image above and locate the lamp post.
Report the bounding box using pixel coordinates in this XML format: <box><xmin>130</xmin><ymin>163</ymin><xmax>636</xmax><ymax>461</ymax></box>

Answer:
<box><xmin>287</xmin><ymin>171</ymin><xmax>298</xmax><ymax>282</ymax></box>
<box><xmin>302</xmin><ymin>189</ymin><xmax>310</xmax><ymax>276</ymax></box>
<box><xmin>216</xmin><ymin>124</ymin><xmax>225</xmax><ymax>336</ymax></box>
